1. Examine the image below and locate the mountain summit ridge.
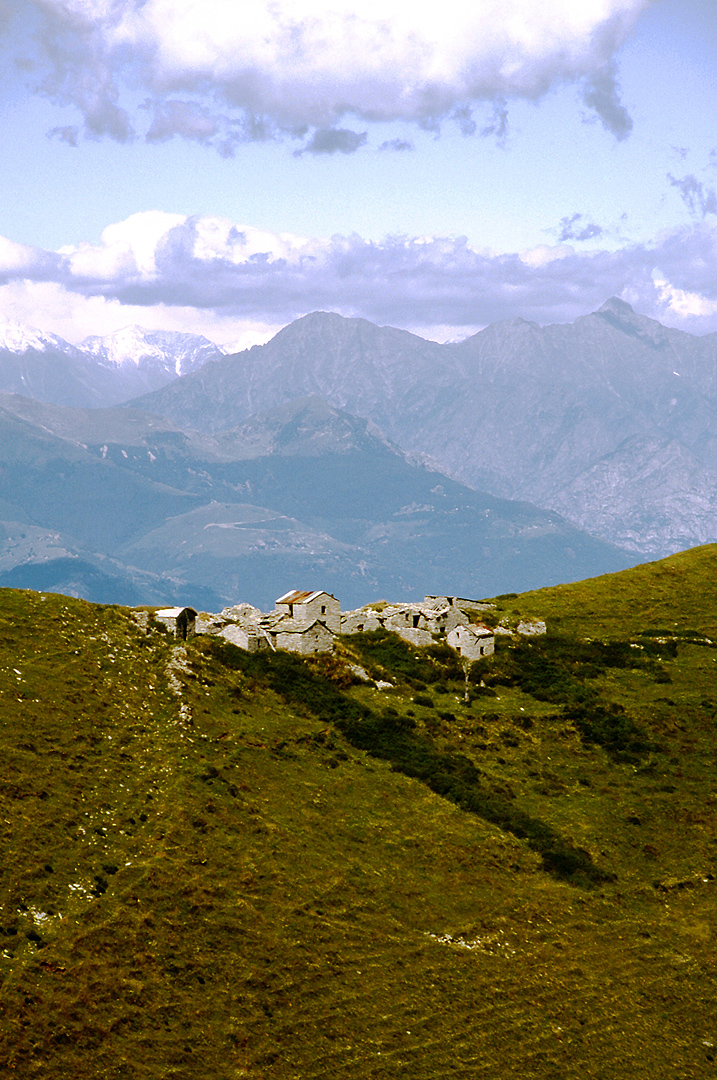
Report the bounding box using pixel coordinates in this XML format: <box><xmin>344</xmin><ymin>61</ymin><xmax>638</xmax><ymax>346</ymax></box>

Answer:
<box><xmin>127</xmin><ymin>301</ymin><xmax>717</xmax><ymax>556</ymax></box>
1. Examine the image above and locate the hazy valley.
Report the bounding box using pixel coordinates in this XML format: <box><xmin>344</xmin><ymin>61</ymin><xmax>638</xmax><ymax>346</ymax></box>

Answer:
<box><xmin>0</xmin><ymin>391</ymin><xmax>636</xmax><ymax>609</ymax></box>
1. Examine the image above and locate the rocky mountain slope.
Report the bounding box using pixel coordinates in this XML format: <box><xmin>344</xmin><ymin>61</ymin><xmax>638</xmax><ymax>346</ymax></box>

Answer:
<box><xmin>2</xmin><ymin>547</ymin><xmax>717</xmax><ymax>1077</ymax></box>
<box><xmin>0</xmin><ymin>321</ymin><xmax>221</xmax><ymax>408</ymax></box>
<box><xmin>130</xmin><ymin>300</ymin><xmax>717</xmax><ymax>556</ymax></box>
<box><xmin>0</xmin><ymin>392</ymin><xmax>637</xmax><ymax>608</ymax></box>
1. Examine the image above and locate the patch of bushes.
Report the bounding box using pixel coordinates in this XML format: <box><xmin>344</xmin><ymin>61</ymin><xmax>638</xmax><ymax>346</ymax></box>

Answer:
<box><xmin>336</xmin><ymin>708</ymin><xmax>613</xmax><ymax>887</ymax></box>
<box><xmin>564</xmin><ymin>702</ymin><xmax>657</xmax><ymax>762</ymax></box>
<box><xmin>204</xmin><ymin>637</ymin><xmax>614</xmax><ymax>888</ymax></box>
<box><xmin>345</xmin><ymin>629</ymin><xmax>463</xmax><ymax>686</ymax></box>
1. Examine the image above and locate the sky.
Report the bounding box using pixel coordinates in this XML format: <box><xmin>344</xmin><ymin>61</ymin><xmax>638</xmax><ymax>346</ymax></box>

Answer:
<box><xmin>0</xmin><ymin>0</ymin><xmax>716</xmax><ymax>348</ymax></box>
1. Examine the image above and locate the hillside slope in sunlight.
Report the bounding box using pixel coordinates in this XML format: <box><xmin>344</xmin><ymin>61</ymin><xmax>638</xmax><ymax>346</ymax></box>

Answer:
<box><xmin>2</xmin><ymin>547</ymin><xmax>717</xmax><ymax>1078</ymax></box>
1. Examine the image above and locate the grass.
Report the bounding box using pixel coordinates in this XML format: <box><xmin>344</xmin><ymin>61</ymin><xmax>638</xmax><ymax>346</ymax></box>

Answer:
<box><xmin>1</xmin><ymin>545</ymin><xmax>717</xmax><ymax>1077</ymax></box>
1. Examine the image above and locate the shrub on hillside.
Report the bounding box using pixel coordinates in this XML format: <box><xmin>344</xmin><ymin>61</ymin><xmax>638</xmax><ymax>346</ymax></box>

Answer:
<box><xmin>345</xmin><ymin>629</ymin><xmax>463</xmax><ymax>686</ymax></box>
<box><xmin>565</xmin><ymin>702</ymin><xmax>656</xmax><ymax>762</ymax></box>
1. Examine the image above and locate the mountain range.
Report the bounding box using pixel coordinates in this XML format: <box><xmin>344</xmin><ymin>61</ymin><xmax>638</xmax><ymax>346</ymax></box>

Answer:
<box><xmin>0</xmin><ymin>320</ymin><xmax>223</xmax><ymax>408</ymax></box>
<box><xmin>128</xmin><ymin>299</ymin><xmax>717</xmax><ymax>557</ymax></box>
<box><xmin>0</xmin><ymin>392</ymin><xmax>637</xmax><ymax>608</ymax></box>
<box><xmin>1</xmin><ymin>298</ymin><xmax>716</xmax><ymax>607</ymax></box>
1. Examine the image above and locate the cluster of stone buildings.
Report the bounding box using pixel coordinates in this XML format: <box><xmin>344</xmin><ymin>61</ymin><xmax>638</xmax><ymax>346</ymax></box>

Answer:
<box><xmin>155</xmin><ymin>589</ymin><xmax>499</xmax><ymax>662</ymax></box>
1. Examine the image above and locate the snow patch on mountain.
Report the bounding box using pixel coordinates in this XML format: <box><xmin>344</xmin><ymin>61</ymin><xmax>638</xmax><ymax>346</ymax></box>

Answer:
<box><xmin>79</xmin><ymin>326</ymin><xmax>222</xmax><ymax>375</ymax></box>
<box><xmin>0</xmin><ymin>321</ymin><xmax>76</xmax><ymax>355</ymax></box>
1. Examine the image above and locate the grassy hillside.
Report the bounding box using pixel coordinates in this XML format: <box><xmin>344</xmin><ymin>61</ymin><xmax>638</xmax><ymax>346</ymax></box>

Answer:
<box><xmin>2</xmin><ymin>547</ymin><xmax>717</xmax><ymax>1077</ymax></box>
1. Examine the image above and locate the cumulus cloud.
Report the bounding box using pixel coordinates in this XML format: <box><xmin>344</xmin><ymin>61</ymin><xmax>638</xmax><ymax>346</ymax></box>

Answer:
<box><xmin>580</xmin><ymin>62</ymin><xmax>632</xmax><ymax>140</ymax></box>
<box><xmin>557</xmin><ymin>213</ymin><xmax>604</xmax><ymax>242</ymax></box>
<box><xmin>668</xmin><ymin>173</ymin><xmax>717</xmax><ymax>219</ymax></box>
<box><xmin>379</xmin><ymin>138</ymin><xmax>414</xmax><ymax>152</ymax></box>
<box><xmin>296</xmin><ymin>128</ymin><xmax>368</xmax><ymax>155</ymax></box>
<box><xmin>0</xmin><ymin>235</ymin><xmax>63</xmax><ymax>283</ymax></box>
<box><xmin>13</xmin><ymin>0</ymin><xmax>652</xmax><ymax>147</ymax></box>
<box><xmin>4</xmin><ymin>209</ymin><xmax>717</xmax><ymax>338</ymax></box>
<box><xmin>479</xmin><ymin>99</ymin><xmax>509</xmax><ymax>145</ymax></box>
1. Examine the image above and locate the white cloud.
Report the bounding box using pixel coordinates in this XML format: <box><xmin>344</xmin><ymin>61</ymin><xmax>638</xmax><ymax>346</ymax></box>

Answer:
<box><xmin>519</xmin><ymin>244</ymin><xmax>574</xmax><ymax>268</ymax></box>
<box><xmin>0</xmin><ymin>279</ymin><xmax>283</xmax><ymax>347</ymax></box>
<box><xmin>3</xmin><ymin>211</ymin><xmax>717</xmax><ymax>341</ymax></box>
<box><xmin>15</xmin><ymin>0</ymin><xmax>652</xmax><ymax>145</ymax></box>
<box><xmin>60</xmin><ymin>211</ymin><xmax>186</xmax><ymax>280</ymax></box>
<box><xmin>653</xmin><ymin>272</ymin><xmax>717</xmax><ymax>319</ymax></box>
<box><xmin>0</xmin><ymin>235</ymin><xmax>61</xmax><ymax>280</ymax></box>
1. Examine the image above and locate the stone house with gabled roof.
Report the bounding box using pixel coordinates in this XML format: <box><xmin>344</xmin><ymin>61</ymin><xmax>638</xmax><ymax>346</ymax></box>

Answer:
<box><xmin>155</xmin><ymin>606</ymin><xmax>197</xmax><ymax>640</ymax></box>
<box><xmin>265</xmin><ymin>617</ymin><xmax>336</xmax><ymax>656</ymax></box>
<box><xmin>446</xmin><ymin>623</ymin><xmax>495</xmax><ymax>661</ymax></box>
<box><xmin>275</xmin><ymin>589</ymin><xmax>341</xmax><ymax>633</ymax></box>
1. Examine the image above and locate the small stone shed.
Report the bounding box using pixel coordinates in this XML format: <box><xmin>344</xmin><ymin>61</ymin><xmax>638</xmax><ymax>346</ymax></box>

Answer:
<box><xmin>447</xmin><ymin>623</ymin><xmax>495</xmax><ymax>661</ymax></box>
<box><xmin>275</xmin><ymin>590</ymin><xmax>341</xmax><ymax>633</ymax></box>
<box><xmin>378</xmin><ymin>602</ymin><xmax>465</xmax><ymax>646</ymax></box>
<box><xmin>155</xmin><ymin>607</ymin><xmax>198</xmax><ymax>640</ymax></box>
<box><xmin>424</xmin><ymin>595</ymin><xmax>494</xmax><ymax>614</ymax></box>
<box><xmin>219</xmin><ymin>621</ymin><xmax>258</xmax><ymax>652</ymax></box>
<box><xmin>264</xmin><ymin>618</ymin><xmax>336</xmax><ymax>655</ymax></box>
<box><xmin>341</xmin><ymin>608</ymin><xmax>383</xmax><ymax>634</ymax></box>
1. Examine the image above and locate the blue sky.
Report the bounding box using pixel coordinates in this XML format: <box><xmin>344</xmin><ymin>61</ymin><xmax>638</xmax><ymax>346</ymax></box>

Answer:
<box><xmin>0</xmin><ymin>0</ymin><xmax>716</xmax><ymax>347</ymax></box>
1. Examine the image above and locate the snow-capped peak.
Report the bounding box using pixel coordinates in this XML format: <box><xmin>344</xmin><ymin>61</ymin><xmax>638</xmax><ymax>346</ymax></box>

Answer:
<box><xmin>0</xmin><ymin>320</ymin><xmax>74</xmax><ymax>355</ymax></box>
<box><xmin>78</xmin><ymin>326</ymin><xmax>222</xmax><ymax>375</ymax></box>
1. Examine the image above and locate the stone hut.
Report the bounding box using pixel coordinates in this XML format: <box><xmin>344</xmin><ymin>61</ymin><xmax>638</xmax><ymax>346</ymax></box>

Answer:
<box><xmin>340</xmin><ymin>608</ymin><xmax>383</xmax><ymax>634</ymax></box>
<box><xmin>262</xmin><ymin>617</ymin><xmax>336</xmax><ymax>655</ymax></box>
<box><xmin>275</xmin><ymin>590</ymin><xmax>341</xmax><ymax>633</ymax></box>
<box><xmin>154</xmin><ymin>607</ymin><xmax>197</xmax><ymax>640</ymax></box>
<box><xmin>219</xmin><ymin>621</ymin><xmax>259</xmax><ymax>652</ymax></box>
<box><xmin>380</xmin><ymin>602</ymin><xmax>465</xmax><ymax>646</ymax></box>
<box><xmin>424</xmin><ymin>595</ymin><xmax>494</xmax><ymax>614</ymax></box>
<box><xmin>446</xmin><ymin>623</ymin><xmax>495</xmax><ymax>661</ymax></box>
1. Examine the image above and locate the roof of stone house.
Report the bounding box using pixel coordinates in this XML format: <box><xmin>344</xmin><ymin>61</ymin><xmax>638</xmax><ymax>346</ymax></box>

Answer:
<box><xmin>449</xmin><ymin>622</ymin><xmax>494</xmax><ymax>637</ymax></box>
<box><xmin>275</xmin><ymin>589</ymin><xmax>333</xmax><ymax>605</ymax></box>
<box><xmin>382</xmin><ymin>602</ymin><xmax>451</xmax><ymax>617</ymax></box>
<box><xmin>267</xmin><ymin>616</ymin><xmax>336</xmax><ymax>635</ymax></box>
<box><xmin>155</xmin><ymin>607</ymin><xmax>197</xmax><ymax>619</ymax></box>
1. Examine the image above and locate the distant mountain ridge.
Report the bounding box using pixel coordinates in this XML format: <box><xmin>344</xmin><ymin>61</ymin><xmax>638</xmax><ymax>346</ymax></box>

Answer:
<box><xmin>128</xmin><ymin>300</ymin><xmax>717</xmax><ymax>556</ymax></box>
<box><xmin>5</xmin><ymin>300</ymin><xmax>717</xmax><ymax>558</ymax></box>
<box><xmin>0</xmin><ymin>391</ymin><xmax>638</xmax><ymax>608</ymax></box>
<box><xmin>0</xmin><ymin>320</ymin><xmax>222</xmax><ymax>408</ymax></box>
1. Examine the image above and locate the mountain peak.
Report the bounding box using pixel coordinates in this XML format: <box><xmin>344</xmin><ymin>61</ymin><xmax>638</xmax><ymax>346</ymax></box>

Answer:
<box><xmin>79</xmin><ymin>326</ymin><xmax>222</xmax><ymax>375</ymax></box>
<box><xmin>598</xmin><ymin>297</ymin><xmax>636</xmax><ymax>318</ymax></box>
<box><xmin>0</xmin><ymin>321</ymin><xmax>73</xmax><ymax>355</ymax></box>
<box><xmin>594</xmin><ymin>296</ymin><xmax>671</xmax><ymax>345</ymax></box>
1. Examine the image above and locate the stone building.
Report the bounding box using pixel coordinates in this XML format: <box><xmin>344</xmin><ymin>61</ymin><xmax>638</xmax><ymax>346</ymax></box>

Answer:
<box><xmin>200</xmin><ymin>592</ymin><xmax>340</xmax><ymax>656</ymax></box>
<box><xmin>341</xmin><ymin>600</ymin><xmax>465</xmax><ymax>646</ymax></box>
<box><xmin>340</xmin><ymin>608</ymin><xmax>383</xmax><ymax>634</ymax></box>
<box><xmin>219</xmin><ymin>621</ymin><xmax>259</xmax><ymax>652</ymax></box>
<box><xmin>155</xmin><ymin>607</ymin><xmax>197</xmax><ymax>640</ymax></box>
<box><xmin>424</xmin><ymin>595</ymin><xmax>495</xmax><ymax>615</ymax></box>
<box><xmin>264</xmin><ymin>618</ymin><xmax>336</xmax><ymax>655</ymax></box>
<box><xmin>446</xmin><ymin>623</ymin><xmax>495</xmax><ymax>661</ymax></box>
<box><xmin>275</xmin><ymin>590</ymin><xmax>341</xmax><ymax>633</ymax></box>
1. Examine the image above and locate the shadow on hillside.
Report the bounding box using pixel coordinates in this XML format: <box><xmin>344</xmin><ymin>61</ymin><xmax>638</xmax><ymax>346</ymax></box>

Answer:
<box><xmin>204</xmin><ymin>638</ymin><xmax>616</xmax><ymax>888</ymax></box>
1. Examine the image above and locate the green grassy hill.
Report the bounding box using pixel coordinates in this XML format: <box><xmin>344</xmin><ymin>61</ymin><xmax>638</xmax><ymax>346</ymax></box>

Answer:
<box><xmin>2</xmin><ymin>547</ymin><xmax>717</xmax><ymax>1078</ymax></box>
